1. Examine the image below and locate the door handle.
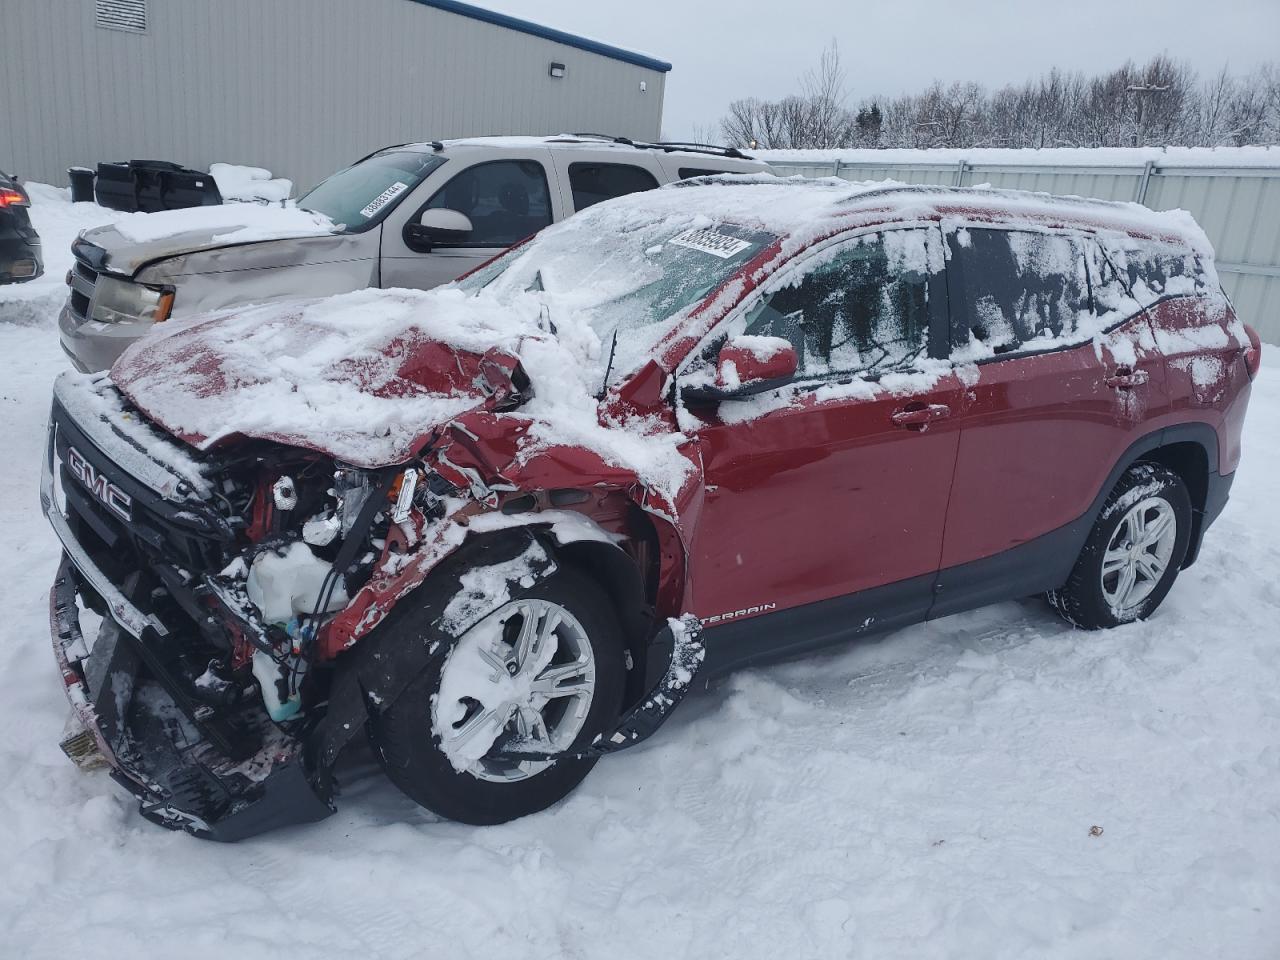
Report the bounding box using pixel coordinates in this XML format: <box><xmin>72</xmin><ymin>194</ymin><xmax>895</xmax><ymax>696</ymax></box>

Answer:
<box><xmin>1105</xmin><ymin>367</ymin><xmax>1150</xmax><ymax>390</ymax></box>
<box><xmin>891</xmin><ymin>403</ymin><xmax>951</xmax><ymax>429</ymax></box>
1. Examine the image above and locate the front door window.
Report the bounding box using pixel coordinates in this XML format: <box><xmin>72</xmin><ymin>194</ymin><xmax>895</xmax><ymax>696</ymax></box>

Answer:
<box><xmin>424</xmin><ymin>160</ymin><xmax>553</xmax><ymax>247</ymax></box>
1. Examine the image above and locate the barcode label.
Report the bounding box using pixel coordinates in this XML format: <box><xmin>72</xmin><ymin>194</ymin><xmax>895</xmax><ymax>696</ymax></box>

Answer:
<box><xmin>359</xmin><ymin>182</ymin><xmax>410</xmax><ymax>219</ymax></box>
<box><xmin>669</xmin><ymin>228</ymin><xmax>752</xmax><ymax>259</ymax></box>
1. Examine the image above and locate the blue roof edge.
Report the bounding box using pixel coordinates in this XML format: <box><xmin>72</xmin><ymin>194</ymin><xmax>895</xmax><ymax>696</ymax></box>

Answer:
<box><xmin>407</xmin><ymin>0</ymin><xmax>673</xmax><ymax>73</ymax></box>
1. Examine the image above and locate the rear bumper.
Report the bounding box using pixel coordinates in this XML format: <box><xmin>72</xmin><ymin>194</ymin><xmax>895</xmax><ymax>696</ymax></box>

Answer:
<box><xmin>43</xmin><ymin>421</ymin><xmax>334</xmax><ymax>841</ymax></box>
<box><xmin>0</xmin><ymin>234</ymin><xmax>41</xmax><ymax>283</ymax></box>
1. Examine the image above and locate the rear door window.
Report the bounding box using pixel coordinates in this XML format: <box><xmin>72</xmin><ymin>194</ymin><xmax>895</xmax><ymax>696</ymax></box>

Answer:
<box><xmin>423</xmin><ymin>160</ymin><xmax>552</xmax><ymax>247</ymax></box>
<box><xmin>567</xmin><ymin>162</ymin><xmax>660</xmax><ymax>211</ymax></box>
<box><xmin>744</xmin><ymin>230</ymin><xmax>934</xmax><ymax>378</ymax></box>
<box><xmin>945</xmin><ymin>228</ymin><xmax>1091</xmax><ymax>358</ymax></box>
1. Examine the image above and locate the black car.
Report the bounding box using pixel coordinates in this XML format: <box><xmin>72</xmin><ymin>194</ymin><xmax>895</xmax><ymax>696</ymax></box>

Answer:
<box><xmin>0</xmin><ymin>169</ymin><xmax>42</xmax><ymax>284</ymax></box>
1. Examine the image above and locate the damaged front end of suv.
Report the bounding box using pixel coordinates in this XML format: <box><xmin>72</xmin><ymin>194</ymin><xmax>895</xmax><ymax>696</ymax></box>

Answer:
<box><xmin>43</xmin><ymin>337</ymin><xmax>704</xmax><ymax>840</ymax></box>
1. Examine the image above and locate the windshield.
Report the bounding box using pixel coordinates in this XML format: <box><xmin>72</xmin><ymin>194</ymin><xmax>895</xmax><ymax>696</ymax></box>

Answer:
<box><xmin>298</xmin><ymin>151</ymin><xmax>445</xmax><ymax>232</ymax></box>
<box><xmin>458</xmin><ymin>215</ymin><xmax>775</xmax><ymax>383</ymax></box>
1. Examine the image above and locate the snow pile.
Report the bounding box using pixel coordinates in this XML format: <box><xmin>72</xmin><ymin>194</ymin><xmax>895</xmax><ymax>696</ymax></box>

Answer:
<box><xmin>109</xmin><ymin>201</ymin><xmax>335</xmax><ymax>245</ymax></box>
<box><xmin>1</xmin><ymin>320</ymin><xmax>1278</xmax><ymax>957</ymax></box>
<box><xmin>760</xmin><ymin>145</ymin><xmax>1280</xmax><ymax>168</ymax></box>
<box><xmin>209</xmin><ymin>163</ymin><xmax>293</xmax><ymax>204</ymax></box>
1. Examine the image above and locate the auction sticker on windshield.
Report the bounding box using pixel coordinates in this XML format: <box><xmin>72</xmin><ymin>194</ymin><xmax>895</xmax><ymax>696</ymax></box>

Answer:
<box><xmin>669</xmin><ymin>228</ymin><xmax>753</xmax><ymax>259</ymax></box>
<box><xmin>359</xmin><ymin>182</ymin><xmax>410</xmax><ymax>219</ymax></box>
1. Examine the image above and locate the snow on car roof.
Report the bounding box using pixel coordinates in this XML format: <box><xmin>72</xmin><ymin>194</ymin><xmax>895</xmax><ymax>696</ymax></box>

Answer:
<box><xmin>632</xmin><ymin>174</ymin><xmax>1215</xmax><ymax>255</ymax></box>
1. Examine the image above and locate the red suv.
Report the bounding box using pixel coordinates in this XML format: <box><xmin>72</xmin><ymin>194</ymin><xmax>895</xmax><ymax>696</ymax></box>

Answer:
<box><xmin>42</xmin><ymin>177</ymin><xmax>1261</xmax><ymax>839</ymax></box>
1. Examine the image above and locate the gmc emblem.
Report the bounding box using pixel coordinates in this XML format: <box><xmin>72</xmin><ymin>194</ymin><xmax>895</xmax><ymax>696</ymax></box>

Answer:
<box><xmin>66</xmin><ymin>446</ymin><xmax>132</xmax><ymax>522</ymax></box>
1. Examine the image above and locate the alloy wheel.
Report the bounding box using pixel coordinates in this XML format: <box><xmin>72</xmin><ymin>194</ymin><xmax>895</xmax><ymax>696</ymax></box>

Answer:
<box><xmin>433</xmin><ymin>598</ymin><xmax>596</xmax><ymax>782</ymax></box>
<box><xmin>1100</xmin><ymin>496</ymin><xmax>1178</xmax><ymax>614</ymax></box>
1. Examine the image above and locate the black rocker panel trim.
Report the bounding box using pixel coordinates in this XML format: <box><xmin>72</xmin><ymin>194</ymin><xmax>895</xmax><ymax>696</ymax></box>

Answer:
<box><xmin>700</xmin><ymin>571</ymin><xmax>933</xmax><ymax>679</ymax></box>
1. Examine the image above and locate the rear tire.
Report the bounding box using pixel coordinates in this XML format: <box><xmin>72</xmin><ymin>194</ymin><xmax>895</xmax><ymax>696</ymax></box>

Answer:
<box><xmin>1049</xmin><ymin>463</ymin><xmax>1192</xmax><ymax>630</ymax></box>
<box><xmin>370</xmin><ymin>566</ymin><xmax>625</xmax><ymax>825</ymax></box>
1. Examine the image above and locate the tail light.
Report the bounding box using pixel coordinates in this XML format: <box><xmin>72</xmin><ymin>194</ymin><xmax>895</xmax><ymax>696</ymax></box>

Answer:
<box><xmin>1243</xmin><ymin>324</ymin><xmax>1262</xmax><ymax>381</ymax></box>
<box><xmin>0</xmin><ymin>188</ymin><xmax>29</xmax><ymax>208</ymax></box>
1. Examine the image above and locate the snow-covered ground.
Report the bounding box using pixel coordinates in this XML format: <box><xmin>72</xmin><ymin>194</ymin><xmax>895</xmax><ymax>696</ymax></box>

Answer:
<box><xmin>0</xmin><ymin>187</ymin><xmax>1277</xmax><ymax>959</ymax></box>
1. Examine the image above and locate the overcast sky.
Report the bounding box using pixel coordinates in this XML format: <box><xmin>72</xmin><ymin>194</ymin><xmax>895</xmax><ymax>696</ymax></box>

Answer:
<box><xmin>491</xmin><ymin>0</ymin><xmax>1280</xmax><ymax>140</ymax></box>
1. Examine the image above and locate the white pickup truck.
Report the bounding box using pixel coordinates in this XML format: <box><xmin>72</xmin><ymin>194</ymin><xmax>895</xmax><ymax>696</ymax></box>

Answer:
<box><xmin>58</xmin><ymin>135</ymin><xmax>768</xmax><ymax>371</ymax></box>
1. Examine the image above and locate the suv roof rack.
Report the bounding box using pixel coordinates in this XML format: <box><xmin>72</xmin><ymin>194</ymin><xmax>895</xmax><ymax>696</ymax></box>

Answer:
<box><xmin>643</xmin><ymin>141</ymin><xmax>751</xmax><ymax>160</ymax></box>
<box><xmin>561</xmin><ymin>133</ymin><xmax>753</xmax><ymax>161</ymax></box>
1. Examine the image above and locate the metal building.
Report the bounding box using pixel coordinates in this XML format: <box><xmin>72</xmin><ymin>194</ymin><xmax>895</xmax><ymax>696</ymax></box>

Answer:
<box><xmin>0</xmin><ymin>0</ymin><xmax>671</xmax><ymax>190</ymax></box>
<box><xmin>770</xmin><ymin>154</ymin><xmax>1280</xmax><ymax>343</ymax></box>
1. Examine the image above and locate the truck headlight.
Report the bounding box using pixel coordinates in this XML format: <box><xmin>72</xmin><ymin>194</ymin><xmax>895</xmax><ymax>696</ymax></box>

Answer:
<box><xmin>91</xmin><ymin>276</ymin><xmax>175</xmax><ymax>325</ymax></box>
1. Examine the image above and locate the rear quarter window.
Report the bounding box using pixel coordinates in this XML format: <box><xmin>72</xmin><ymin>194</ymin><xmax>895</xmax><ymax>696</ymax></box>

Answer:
<box><xmin>1098</xmin><ymin>238</ymin><xmax>1208</xmax><ymax>304</ymax></box>
<box><xmin>567</xmin><ymin>162</ymin><xmax>659</xmax><ymax>211</ymax></box>
<box><xmin>945</xmin><ymin>227</ymin><xmax>1092</xmax><ymax>359</ymax></box>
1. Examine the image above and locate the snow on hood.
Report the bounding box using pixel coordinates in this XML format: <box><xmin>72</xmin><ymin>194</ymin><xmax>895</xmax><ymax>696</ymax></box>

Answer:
<box><xmin>110</xmin><ymin>288</ymin><xmax>531</xmax><ymax>467</ymax></box>
<box><xmin>109</xmin><ymin>285</ymin><xmax>697</xmax><ymax>499</ymax></box>
<box><xmin>80</xmin><ymin>203</ymin><xmax>337</xmax><ymax>276</ymax></box>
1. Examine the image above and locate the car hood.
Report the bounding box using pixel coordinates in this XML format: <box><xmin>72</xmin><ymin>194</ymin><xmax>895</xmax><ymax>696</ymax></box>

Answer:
<box><xmin>109</xmin><ymin>288</ymin><xmax>535</xmax><ymax>468</ymax></box>
<box><xmin>78</xmin><ymin>204</ymin><xmax>339</xmax><ymax>277</ymax></box>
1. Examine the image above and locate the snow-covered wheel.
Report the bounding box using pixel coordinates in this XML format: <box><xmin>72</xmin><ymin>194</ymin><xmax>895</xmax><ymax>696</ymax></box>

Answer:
<box><xmin>370</xmin><ymin>567</ymin><xmax>626</xmax><ymax>825</ymax></box>
<box><xmin>1049</xmin><ymin>462</ymin><xmax>1192</xmax><ymax>630</ymax></box>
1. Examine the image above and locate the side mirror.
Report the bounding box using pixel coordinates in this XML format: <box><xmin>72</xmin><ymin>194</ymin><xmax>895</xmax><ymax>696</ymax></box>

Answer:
<box><xmin>405</xmin><ymin>207</ymin><xmax>474</xmax><ymax>252</ymax></box>
<box><xmin>683</xmin><ymin>335</ymin><xmax>798</xmax><ymax>403</ymax></box>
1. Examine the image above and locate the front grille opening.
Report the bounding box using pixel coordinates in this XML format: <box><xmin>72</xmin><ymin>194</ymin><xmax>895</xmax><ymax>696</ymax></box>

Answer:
<box><xmin>71</xmin><ymin>289</ymin><xmax>91</xmax><ymax>319</ymax></box>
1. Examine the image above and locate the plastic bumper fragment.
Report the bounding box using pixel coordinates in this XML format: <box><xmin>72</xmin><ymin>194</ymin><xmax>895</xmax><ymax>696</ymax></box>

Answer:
<box><xmin>50</xmin><ymin>556</ymin><xmax>334</xmax><ymax>841</ymax></box>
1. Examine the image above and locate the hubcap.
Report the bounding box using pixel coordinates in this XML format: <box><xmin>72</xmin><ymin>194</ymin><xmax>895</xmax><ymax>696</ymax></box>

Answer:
<box><xmin>433</xmin><ymin>598</ymin><xmax>595</xmax><ymax>782</ymax></box>
<box><xmin>1100</xmin><ymin>496</ymin><xmax>1177</xmax><ymax>614</ymax></box>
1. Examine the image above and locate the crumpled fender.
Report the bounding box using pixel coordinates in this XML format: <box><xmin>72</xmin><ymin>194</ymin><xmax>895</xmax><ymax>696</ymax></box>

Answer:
<box><xmin>320</xmin><ymin>406</ymin><xmax>707</xmax><ymax>659</ymax></box>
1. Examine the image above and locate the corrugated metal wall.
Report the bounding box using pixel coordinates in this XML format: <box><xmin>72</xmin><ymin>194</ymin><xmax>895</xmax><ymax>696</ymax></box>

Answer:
<box><xmin>771</xmin><ymin>158</ymin><xmax>1280</xmax><ymax>343</ymax></box>
<box><xmin>0</xmin><ymin>0</ymin><xmax>667</xmax><ymax>191</ymax></box>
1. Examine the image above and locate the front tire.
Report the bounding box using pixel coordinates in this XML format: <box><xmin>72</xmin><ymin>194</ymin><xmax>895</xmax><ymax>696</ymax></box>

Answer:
<box><xmin>1049</xmin><ymin>463</ymin><xmax>1192</xmax><ymax>630</ymax></box>
<box><xmin>370</xmin><ymin>567</ymin><xmax>625</xmax><ymax>825</ymax></box>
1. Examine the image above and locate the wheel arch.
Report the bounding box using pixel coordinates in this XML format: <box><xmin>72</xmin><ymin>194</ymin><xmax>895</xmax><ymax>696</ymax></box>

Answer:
<box><xmin>308</xmin><ymin>514</ymin><xmax>674</xmax><ymax>784</ymax></box>
<box><xmin>1131</xmin><ymin>423</ymin><xmax>1219</xmax><ymax>569</ymax></box>
<box><xmin>555</xmin><ymin>538</ymin><xmax>655</xmax><ymax>706</ymax></box>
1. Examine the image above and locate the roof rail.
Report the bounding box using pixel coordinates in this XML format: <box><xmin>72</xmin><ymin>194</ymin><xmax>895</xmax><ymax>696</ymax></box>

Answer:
<box><xmin>565</xmin><ymin>133</ymin><xmax>636</xmax><ymax>145</ymax></box>
<box><xmin>558</xmin><ymin>134</ymin><xmax>754</xmax><ymax>161</ymax></box>
<box><xmin>643</xmin><ymin>141</ymin><xmax>752</xmax><ymax>160</ymax></box>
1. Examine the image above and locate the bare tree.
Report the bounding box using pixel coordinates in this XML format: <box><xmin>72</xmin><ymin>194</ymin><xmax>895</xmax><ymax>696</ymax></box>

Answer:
<box><xmin>715</xmin><ymin>47</ymin><xmax>1279</xmax><ymax>152</ymax></box>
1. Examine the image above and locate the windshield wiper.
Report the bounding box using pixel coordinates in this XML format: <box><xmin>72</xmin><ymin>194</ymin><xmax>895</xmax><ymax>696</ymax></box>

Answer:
<box><xmin>597</xmin><ymin>328</ymin><xmax>619</xmax><ymax>400</ymax></box>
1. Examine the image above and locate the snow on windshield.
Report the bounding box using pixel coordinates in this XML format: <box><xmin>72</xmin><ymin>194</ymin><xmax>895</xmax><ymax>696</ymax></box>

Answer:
<box><xmin>297</xmin><ymin>151</ymin><xmax>445</xmax><ymax>231</ymax></box>
<box><xmin>460</xmin><ymin>213</ymin><xmax>775</xmax><ymax>384</ymax></box>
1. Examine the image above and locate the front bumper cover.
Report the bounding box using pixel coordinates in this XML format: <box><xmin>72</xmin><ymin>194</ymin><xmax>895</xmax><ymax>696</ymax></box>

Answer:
<box><xmin>50</xmin><ymin>558</ymin><xmax>334</xmax><ymax>841</ymax></box>
<box><xmin>49</xmin><ymin>563</ymin><xmax>335</xmax><ymax>839</ymax></box>
<box><xmin>42</xmin><ymin>418</ymin><xmax>333</xmax><ymax>842</ymax></box>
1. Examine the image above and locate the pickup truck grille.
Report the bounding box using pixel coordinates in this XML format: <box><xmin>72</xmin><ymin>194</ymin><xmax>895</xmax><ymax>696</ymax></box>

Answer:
<box><xmin>68</xmin><ymin>256</ymin><xmax>99</xmax><ymax>323</ymax></box>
